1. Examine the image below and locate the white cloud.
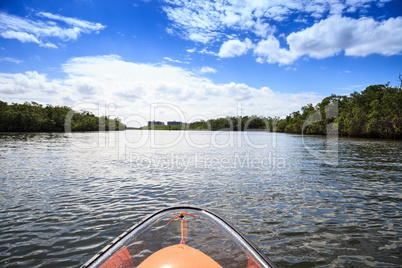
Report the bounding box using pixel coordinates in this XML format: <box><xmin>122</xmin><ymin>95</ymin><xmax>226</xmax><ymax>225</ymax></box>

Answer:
<box><xmin>186</xmin><ymin>47</ymin><xmax>196</xmax><ymax>53</ymax></box>
<box><xmin>188</xmin><ymin>32</ymin><xmax>214</xmax><ymax>43</ymax></box>
<box><xmin>218</xmin><ymin>38</ymin><xmax>252</xmax><ymax>58</ymax></box>
<box><xmin>161</xmin><ymin>0</ymin><xmax>381</xmax><ymax>43</ymax></box>
<box><xmin>199</xmin><ymin>47</ymin><xmax>216</xmax><ymax>56</ymax></box>
<box><xmin>286</xmin><ymin>67</ymin><xmax>297</xmax><ymax>71</ymax></box>
<box><xmin>0</xmin><ymin>57</ymin><xmax>22</xmax><ymax>64</ymax></box>
<box><xmin>161</xmin><ymin>0</ymin><xmax>402</xmax><ymax>64</ymax></box>
<box><xmin>253</xmin><ymin>18</ymin><xmax>275</xmax><ymax>38</ymax></box>
<box><xmin>200</xmin><ymin>66</ymin><xmax>216</xmax><ymax>73</ymax></box>
<box><xmin>287</xmin><ymin>15</ymin><xmax>402</xmax><ymax>59</ymax></box>
<box><xmin>254</xmin><ymin>36</ymin><xmax>296</xmax><ymax>65</ymax></box>
<box><xmin>162</xmin><ymin>3</ymin><xmax>221</xmax><ymax>43</ymax></box>
<box><xmin>0</xmin><ymin>55</ymin><xmax>323</xmax><ymax>124</ymax></box>
<box><xmin>0</xmin><ymin>71</ymin><xmax>65</xmax><ymax>96</ymax></box>
<box><xmin>163</xmin><ymin>57</ymin><xmax>189</xmax><ymax>64</ymax></box>
<box><xmin>255</xmin><ymin>15</ymin><xmax>402</xmax><ymax>65</ymax></box>
<box><xmin>1</xmin><ymin>30</ymin><xmax>40</xmax><ymax>44</ymax></box>
<box><xmin>37</xmin><ymin>12</ymin><xmax>104</xmax><ymax>33</ymax></box>
<box><xmin>0</xmin><ymin>11</ymin><xmax>105</xmax><ymax>48</ymax></box>
<box><xmin>345</xmin><ymin>16</ymin><xmax>402</xmax><ymax>56</ymax></box>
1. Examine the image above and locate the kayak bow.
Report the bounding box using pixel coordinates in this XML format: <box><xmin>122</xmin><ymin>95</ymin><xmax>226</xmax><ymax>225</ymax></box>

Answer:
<box><xmin>82</xmin><ymin>206</ymin><xmax>277</xmax><ymax>268</ymax></box>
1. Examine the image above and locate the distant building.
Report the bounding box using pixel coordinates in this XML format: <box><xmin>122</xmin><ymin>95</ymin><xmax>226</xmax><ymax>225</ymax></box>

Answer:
<box><xmin>148</xmin><ymin>121</ymin><xmax>165</xmax><ymax>126</ymax></box>
<box><xmin>167</xmin><ymin>121</ymin><xmax>182</xmax><ymax>126</ymax></box>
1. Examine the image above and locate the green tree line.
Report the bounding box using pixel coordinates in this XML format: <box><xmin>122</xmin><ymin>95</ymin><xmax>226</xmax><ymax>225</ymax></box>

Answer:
<box><xmin>188</xmin><ymin>84</ymin><xmax>401</xmax><ymax>139</ymax></box>
<box><xmin>0</xmin><ymin>101</ymin><xmax>126</xmax><ymax>132</ymax></box>
<box><xmin>140</xmin><ymin>124</ymin><xmax>188</xmax><ymax>130</ymax></box>
<box><xmin>188</xmin><ymin>115</ymin><xmax>277</xmax><ymax>131</ymax></box>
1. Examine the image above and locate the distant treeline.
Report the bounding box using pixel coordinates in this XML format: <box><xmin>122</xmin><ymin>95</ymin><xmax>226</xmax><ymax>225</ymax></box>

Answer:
<box><xmin>140</xmin><ymin>124</ymin><xmax>186</xmax><ymax>130</ymax></box>
<box><xmin>188</xmin><ymin>84</ymin><xmax>401</xmax><ymax>139</ymax></box>
<box><xmin>0</xmin><ymin>101</ymin><xmax>126</xmax><ymax>132</ymax></box>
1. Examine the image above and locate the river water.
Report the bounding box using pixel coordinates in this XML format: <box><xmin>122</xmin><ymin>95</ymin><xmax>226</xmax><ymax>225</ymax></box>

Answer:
<box><xmin>0</xmin><ymin>130</ymin><xmax>401</xmax><ymax>267</ymax></box>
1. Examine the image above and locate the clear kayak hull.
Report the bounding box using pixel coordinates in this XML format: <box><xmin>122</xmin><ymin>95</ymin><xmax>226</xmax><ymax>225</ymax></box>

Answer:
<box><xmin>82</xmin><ymin>206</ymin><xmax>277</xmax><ymax>268</ymax></box>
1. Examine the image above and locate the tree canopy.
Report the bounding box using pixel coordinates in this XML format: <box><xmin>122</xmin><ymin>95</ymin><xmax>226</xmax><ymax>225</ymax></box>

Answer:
<box><xmin>0</xmin><ymin>101</ymin><xmax>126</xmax><ymax>132</ymax></box>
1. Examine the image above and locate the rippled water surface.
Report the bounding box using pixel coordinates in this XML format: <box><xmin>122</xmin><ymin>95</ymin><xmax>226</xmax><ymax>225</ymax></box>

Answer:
<box><xmin>0</xmin><ymin>131</ymin><xmax>401</xmax><ymax>267</ymax></box>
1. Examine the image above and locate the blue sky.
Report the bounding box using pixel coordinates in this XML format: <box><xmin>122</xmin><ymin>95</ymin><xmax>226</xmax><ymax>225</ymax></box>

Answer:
<box><xmin>0</xmin><ymin>0</ymin><xmax>401</xmax><ymax>126</ymax></box>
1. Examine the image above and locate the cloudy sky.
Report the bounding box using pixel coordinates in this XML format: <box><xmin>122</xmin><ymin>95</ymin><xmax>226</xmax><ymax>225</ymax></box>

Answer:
<box><xmin>0</xmin><ymin>0</ymin><xmax>401</xmax><ymax>126</ymax></box>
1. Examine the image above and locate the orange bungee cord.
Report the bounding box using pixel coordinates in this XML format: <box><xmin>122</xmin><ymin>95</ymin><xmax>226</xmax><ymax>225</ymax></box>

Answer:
<box><xmin>167</xmin><ymin>213</ymin><xmax>200</xmax><ymax>244</ymax></box>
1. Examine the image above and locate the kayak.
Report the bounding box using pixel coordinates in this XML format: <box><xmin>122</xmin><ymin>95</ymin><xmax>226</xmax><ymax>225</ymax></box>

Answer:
<box><xmin>82</xmin><ymin>206</ymin><xmax>277</xmax><ymax>268</ymax></box>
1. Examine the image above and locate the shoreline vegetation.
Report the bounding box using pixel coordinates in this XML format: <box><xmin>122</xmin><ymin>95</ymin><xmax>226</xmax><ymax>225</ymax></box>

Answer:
<box><xmin>1</xmin><ymin>84</ymin><xmax>401</xmax><ymax>138</ymax></box>
<box><xmin>141</xmin><ymin>84</ymin><xmax>401</xmax><ymax>139</ymax></box>
<box><xmin>0</xmin><ymin>101</ymin><xmax>126</xmax><ymax>132</ymax></box>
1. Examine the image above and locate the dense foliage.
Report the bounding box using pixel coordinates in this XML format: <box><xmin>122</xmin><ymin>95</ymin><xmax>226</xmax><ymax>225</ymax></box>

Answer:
<box><xmin>277</xmin><ymin>84</ymin><xmax>401</xmax><ymax>139</ymax></box>
<box><xmin>0</xmin><ymin>101</ymin><xmax>126</xmax><ymax>132</ymax></box>
<box><xmin>188</xmin><ymin>115</ymin><xmax>277</xmax><ymax>131</ymax></box>
<box><xmin>188</xmin><ymin>84</ymin><xmax>401</xmax><ymax>139</ymax></box>
<box><xmin>140</xmin><ymin>124</ymin><xmax>188</xmax><ymax>130</ymax></box>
